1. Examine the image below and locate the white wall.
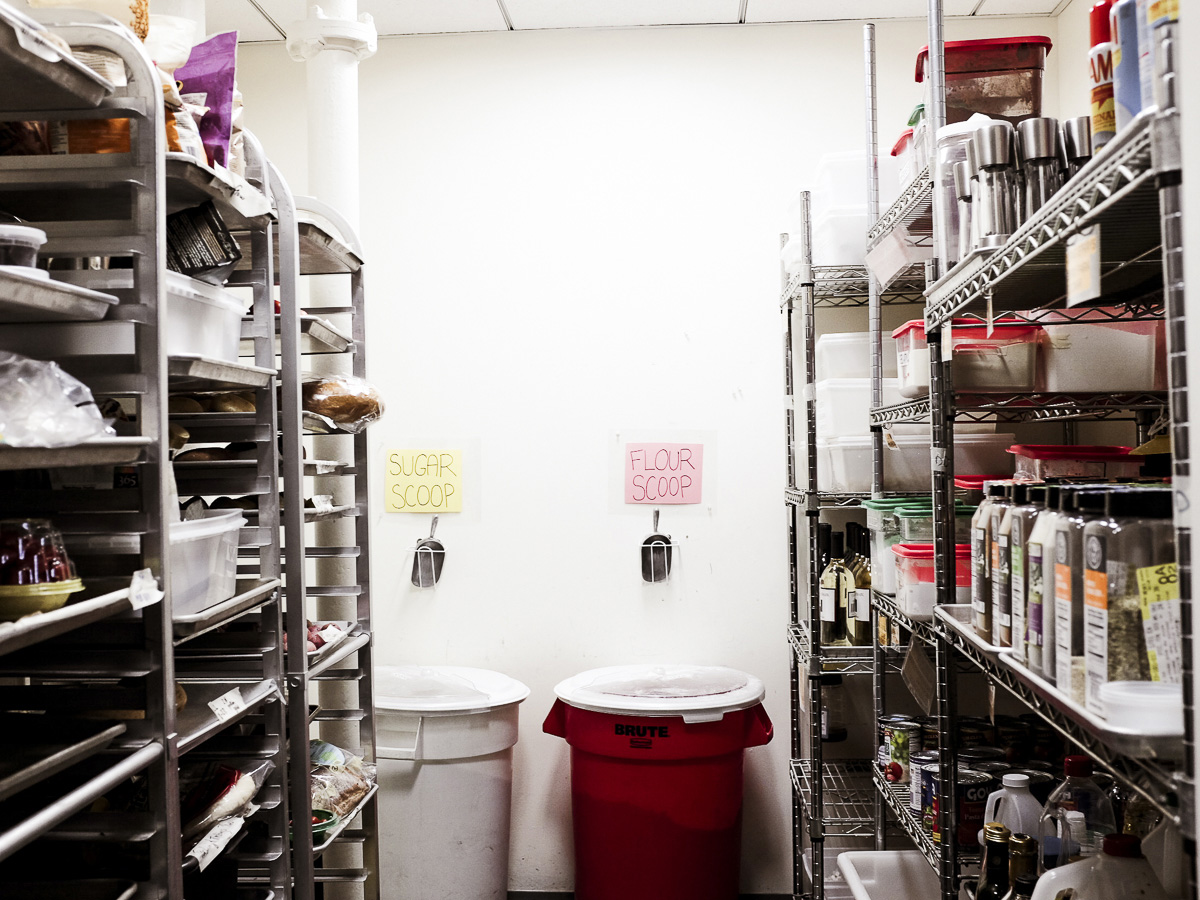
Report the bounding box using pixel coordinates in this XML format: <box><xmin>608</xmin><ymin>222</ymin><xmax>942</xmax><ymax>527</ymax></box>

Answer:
<box><xmin>235</xmin><ymin>14</ymin><xmax>1065</xmax><ymax>893</ymax></box>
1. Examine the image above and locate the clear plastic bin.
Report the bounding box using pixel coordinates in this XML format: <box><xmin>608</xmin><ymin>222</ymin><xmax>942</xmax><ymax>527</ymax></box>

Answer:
<box><xmin>893</xmin><ymin>543</ymin><xmax>971</xmax><ymax>619</ymax></box>
<box><xmin>816</xmin><ymin>378</ymin><xmax>909</xmax><ymax>438</ymax></box>
<box><xmin>866</xmin><ymin>498</ymin><xmax>931</xmax><ymax>595</ymax></box>
<box><xmin>820</xmin><ymin>433</ymin><xmax>1016</xmax><ymax>493</ymax></box>
<box><xmin>892</xmin><ymin>128</ymin><xmax>917</xmax><ymax>188</ymax></box>
<box><xmin>896</xmin><ymin>505</ymin><xmax>975</xmax><ymax>542</ymax></box>
<box><xmin>933</xmin><ymin>119</ymin><xmax>989</xmax><ymax>269</ymax></box>
<box><xmin>169</xmin><ymin>509</ymin><xmax>245</xmax><ymax>617</ymax></box>
<box><xmin>812</xmin><ymin>208</ymin><xmax>869</xmax><ymax>266</ymax></box>
<box><xmin>892</xmin><ymin>319</ymin><xmax>1042</xmax><ymax>398</ymax></box>
<box><xmin>1007</xmin><ymin>444</ymin><xmax>1141</xmax><ymax>483</ymax></box>
<box><xmin>1039</xmin><ymin>318</ymin><xmax>1165</xmax><ymax>393</ymax></box>
<box><xmin>812</xmin><ymin>150</ymin><xmax>868</xmax><ymax>217</ymax></box>
<box><xmin>815</xmin><ymin>332</ymin><xmax>899</xmax><ymax>380</ymax></box>
<box><xmin>165</xmin><ymin>270</ymin><xmax>247</xmax><ymax>363</ymax></box>
<box><xmin>917</xmin><ymin>36</ymin><xmax>1053</xmax><ymax>125</ymax></box>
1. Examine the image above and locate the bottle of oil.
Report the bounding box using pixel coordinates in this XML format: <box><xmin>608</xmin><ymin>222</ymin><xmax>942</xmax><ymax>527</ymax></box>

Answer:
<box><xmin>819</xmin><ymin>531</ymin><xmax>851</xmax><ymax>646</ymax></box>
<box><xmin>977</xmin><ymin>822</ymin><xmax>1014</xmax><ymax>900</ymax></box>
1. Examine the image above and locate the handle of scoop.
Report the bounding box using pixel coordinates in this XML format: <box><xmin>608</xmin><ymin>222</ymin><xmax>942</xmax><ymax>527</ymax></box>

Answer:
<box><xmin>429</xmin><ymin>515</ymin><xmax>438</xmax><ymax>539</ymax></box>
<box><xmin>653</xmin><ymin>509</ymin><xmax>659</xmax><ymax>532</ymax></box>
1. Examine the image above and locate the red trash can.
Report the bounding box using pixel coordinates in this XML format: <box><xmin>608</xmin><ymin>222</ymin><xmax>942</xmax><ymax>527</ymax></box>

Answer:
<box><xmin>543</xmin><ymin>664</ymin><xmax>773</xmax><ymax>900</ymax></box>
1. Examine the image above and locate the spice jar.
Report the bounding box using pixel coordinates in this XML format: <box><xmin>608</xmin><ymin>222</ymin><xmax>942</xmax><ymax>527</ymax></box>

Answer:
<box><xmin>1009</xmin><ymin>484</ymin><xmax>1046</xmax><ymax>665</ymax></box>
<box><xmin>1082</xmin><ymin>487</ymin><xmax>1175</xmax><ymax>714</ymax></box>
<box><xmin>1053</xmin><ymin>487</ymin><xmax>1109</xmax><ymax>702</ymax></box>
<box><xmin>1026</xmin><ymin>484</ymin><xmax>1061</xmax><ymax>681</ymax></box>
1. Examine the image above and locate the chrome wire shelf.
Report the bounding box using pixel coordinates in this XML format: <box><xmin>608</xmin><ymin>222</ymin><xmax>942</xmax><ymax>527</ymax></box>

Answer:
<box><xmin>785</xmin><ymin>488</ymin><xmax>929</xmax><ymax>510</ymax></box>
<box><xmin>789</xmin><ymin>622</ymin><xmax>876</xmax><ymax>676</ymax></box>
<box><xmin>873</xmin><ymin>771</ymin><xmax>939</xmax><ymax>870</ymax></box>
<box><xmin>792</xmin><ymin>759</ymin><xmax>875</xmax><ymax>835</ymax></box>
<box><xmin>870</xmin><ymin>391</ymin><xmax>1169</xmax><ymax>427</ymax></box>
<box><xmin>872</xmin><ymin>590</ymin><xmax>936</xmax><ymax>646</ymax></box>
<box><xmin>925</xmin><ymin>109</ymin><xmax>1176</xmax><ymax>329</ymax></box>
<box><xmin>868</xmin><ymin>168</ymin><xmax>933</xmax><ymax>248</ymax></box>
<box><xmin>782</xmin><ymin>265</ymin><xmax>928</xmax><ymax>308</ymax></box>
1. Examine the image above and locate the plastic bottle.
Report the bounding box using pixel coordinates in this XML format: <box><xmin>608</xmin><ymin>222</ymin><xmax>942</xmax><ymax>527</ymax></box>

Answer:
<box><xmin>973</xmin><ymin>483</ymin><xmax>1003</xmax><ymax>641</ymax></box>
<box><xmin>1090</xmin><ymin>0</ymin><xmax>1117</xmax><ymax>151</ymax></box>
<box><xmin>1136</xmin><ymin>0</ymin><xmax>1156</xmax><ymax>110</ymax></box>
<box><xmin>1054</xmin><ymin>488</ymin><xmax>1109</xmax><ymax>703</ymax></box>
<box><xmin>1030</xmin><ymin>834</ymin><xmax>1171</xmax><ymax>900</ymax></box>
<box><xmin>993</xmin><ymin>483</ymin><xmax>1015</xmax><ymax>646</ymax></box>
<box><xmin>1026</xmin><ymin>484</ymin><xmax>1060</xmax><ymax>680</ymax></box>
<box><xmin>1009</xmin><ymin>485</ymin><xmax>1044</xmax><ymax>666</ymax></box>
<box><xmin>984</xmin><ymin>774</ymin><xmax>1043</xmax><ymax>840</ymax></box>
<box><xmin>1037</xmin><ymin>755</ymin><xmax>1118</xmax><ymax>872</ymax></box>
<box><xmin>1111</xmin><ymin>0</ymin><xmax>1142</xmax><ymax>130</ymax></box>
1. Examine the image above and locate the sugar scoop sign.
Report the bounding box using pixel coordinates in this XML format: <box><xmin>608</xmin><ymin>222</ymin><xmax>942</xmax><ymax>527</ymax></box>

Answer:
<box><xmin>625</xmin><ymin>443</ymin><xmax>703</xmax><ymax>504</ymax></box>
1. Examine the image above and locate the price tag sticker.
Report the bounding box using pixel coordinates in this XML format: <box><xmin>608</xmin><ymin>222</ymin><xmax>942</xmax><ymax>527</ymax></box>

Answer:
<box><xmin>208</xmin><ymin>687</ymin><xmax>246</xmax><ymax>723</ymax></box>
<box><xmin>318</xmin><ymin>624</ymin><xmax>345</xmax><ymax>645</ymax></box>
<box><xmin>1067</xmin><ymin>225</ymin><xmax>1102</xmax><ymax>306</ymax></box>
<box><xmin>1138</xmin><ymin>562</ymin><xmax>1182</xmax><ymax>682</ymax></box>
<box><xmin>129</xmin><ymin>568</ymin><xmax>163</xmax><ymax>611</ymax></box>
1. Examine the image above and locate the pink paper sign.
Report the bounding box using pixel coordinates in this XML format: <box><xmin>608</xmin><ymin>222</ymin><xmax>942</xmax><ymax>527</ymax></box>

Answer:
<box><xmin>625</xmin><ymin>443</ymin><xmax>704</xmax><ymax>504</ymax></box>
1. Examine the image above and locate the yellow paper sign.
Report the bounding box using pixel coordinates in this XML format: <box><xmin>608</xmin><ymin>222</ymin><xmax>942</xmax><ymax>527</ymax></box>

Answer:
<box><xmin>1138</xmin><ymin>562</ymin><xmax>1181</xmax><ymax>683</ymax></box>
<box><xmin>385</xmin><ymin>449</ymin><xmax>462</xmax><ymax>513</ymax></box>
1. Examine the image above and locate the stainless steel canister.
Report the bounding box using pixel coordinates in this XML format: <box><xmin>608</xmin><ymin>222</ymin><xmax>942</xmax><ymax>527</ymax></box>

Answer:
<box><xmin>971</xmin><ymin>122</ymin><xmax>1018</xmax><ymax>249</ymax></box>
<box><xmin>1062</xmin><ymin>116</ymin><xmax>1092</xmax><ymax>180</ymax></box>
<box><xmin>1018</xmin><ymin>117</ymin><xmax>1063</xmax><ymax>222</ymax></box>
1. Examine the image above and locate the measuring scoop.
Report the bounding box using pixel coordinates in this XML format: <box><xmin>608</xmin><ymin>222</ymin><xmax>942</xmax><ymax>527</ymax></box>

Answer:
<box><xmin>640</xmin><ymin>508</ymin><xmax>672</xmax><ymax>583</ymax></box>
<box><xmin>411</xmin><ymin>516</ymin><xmax>445</xmax><ymax>587</ymax></box>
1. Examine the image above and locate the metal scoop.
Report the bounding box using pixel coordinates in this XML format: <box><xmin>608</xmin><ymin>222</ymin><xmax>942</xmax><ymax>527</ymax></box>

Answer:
<box><xmin>411</xmin><ymin>516</ymin><xmax>445</xmax><ymax>587</ymax></box>
<box><xmin>640</xmin><ymin>509</ymin><xmax>672</xmax><ymax>583</ymax></box>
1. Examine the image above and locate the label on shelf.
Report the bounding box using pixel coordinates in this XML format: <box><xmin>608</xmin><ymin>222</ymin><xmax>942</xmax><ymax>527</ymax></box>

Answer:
<box><xmin>855</xmin><ymin>589</ymin><xmax>871</xmax><ymax>622</ymax></box>
<box><xmin>1067</xmin><ymin>226</ymin><xmax>1102</xmax><ymax>306</ymax></box>
<box><xmin>128</xmin><ymin>568</ymin><xmax>163</xmax><ymax>610</ymax></box>
<box><xmin>1138</xmin><ymin>562</ymin><xmax>1182</xmax><ymax>682</ymax></box>
<box><xmin>208</xmin><ymin>687</ymin><xmax>246</xmax><ymax>723</ymax></box>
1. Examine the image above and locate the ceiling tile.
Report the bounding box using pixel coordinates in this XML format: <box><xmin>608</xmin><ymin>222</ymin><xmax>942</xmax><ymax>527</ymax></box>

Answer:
<box><xmin>975</xmin><ymin>0</ymin><xmax>1063</xmax><ymax>13</ymax></box>
<box><xmin>205</xmin><ymin>0</ymin><xmax>285</xmax><ymax>42</ymax></box>
<box><xmin>746</xmin><ymin>0</ymin><xmax>978</xmax><ymax>22</ymax></box>
<box><xmin>369</xmin><ymin>0</ymin><xmax>509</xmax><ymax>36</ymax></box>
<box><xmin>502</xmin><ymin>0</ymin><xmax>741</xmax><ymax>30</ymax></box>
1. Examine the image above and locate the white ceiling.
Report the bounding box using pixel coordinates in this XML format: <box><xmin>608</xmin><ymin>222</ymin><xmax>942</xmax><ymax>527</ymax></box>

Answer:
<box><xmin>206</xmin><ymin>0</ymin><xmax>1068</xmax><ymax>43</ymax></box>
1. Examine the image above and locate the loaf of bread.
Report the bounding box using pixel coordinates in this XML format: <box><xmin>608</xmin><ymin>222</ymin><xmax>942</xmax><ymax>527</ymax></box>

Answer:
<box><xmin>301</xmin><ymin>375</ymin><xmax>383</xmax><ymax>433</ymax></box>
<box><xmin>211</xmin><ymin>393</ymin><xmax>255</xmax><ymax>413</ymax></box>
<box><xmin>175</xmin><ymin>447</ymin><xmax>234</xmax><ymax>462</ymax></box>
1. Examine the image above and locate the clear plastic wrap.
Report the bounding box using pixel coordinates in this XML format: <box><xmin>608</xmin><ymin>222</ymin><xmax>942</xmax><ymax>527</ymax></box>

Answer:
<box><xmin>309</xmin><ymin>739</ymin><xmax>376</xmax><ymax>817</ymax></box>
<box><xmin>180</xmin><ymin>757</ymin><xmax>274</xmax><ymax>839</ymax></box>
<box><xmin>0</xmin><ymin>351</ymin><xmax>111</xmax><ymax>447</ymax></box>
<box><xmin>301</xmin><ymin>374</ymin><xmax>384</xmax><ymax>434</ymax></box>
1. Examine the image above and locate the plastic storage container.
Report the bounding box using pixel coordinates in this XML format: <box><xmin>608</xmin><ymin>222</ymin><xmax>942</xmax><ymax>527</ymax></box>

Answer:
<box><xmin>169</xmin><ymin>509</ymin><xmax>245</xmax><ymax>616</ymax></box>
<box><xmin>893</xmin><ymin>543</ymin><xmax>971</xmax><ymax>619</ymax></box>
<box><xmin>816</xmin><ymin>378</ymin><xmax>908</xmax><ymax>438</ymax></box>
<box><xmin>866</xmin><ymin>499</ymin><xmax>928</xmax><ymax>595</ymax></box>
<box><xmin>896</xmin><ymin>505</ymin><xmax>975</xmax><ymax>542</ymax></box>
<box><xmin>544</xmin><ymin>665</ymin><xmax>772</xmax><ymax>900</ymax></box>
<box><xmin>0</xmin><ymin>223</ymin><xmax>47</xmax><ymax>270</ymax></box>
<box><xmin>165</xmin><ymin>270</ymin><xmax>246</xmax><ymax>363</ymax></box>
<box><xmin>838</xmin><ymin>850</ymin><xmax>940</xmax><ymax>900</ymax></box>
<box><xmin>821</xmin><ymin>433</ymin><xmax>1016</xmax><ymax>494</ymax></box>
<box><xmin>1007</xmin><ymin>444</ymin><xmax>1140</xmax><ymax>482</ymax></box>
<box><xmin>892</xmin><ymin>128</ymin><xmax>917</xmax><ymax>187</ymax></box>
<box><xmin>812</xmin><ymin>209</ymin><xmax>869</xmax><ymax>266</ymax></box>
<box><xmin>917</xmin><ymin>36</ymin><xmax>1054</xmax><ymax>125</ymax></box>
<box><xmin>815</xmin><ymin>332</ymin><xmax>899</xmax><ymax>380</ymax></box>
<box><xmin>933</xmin><ymin>119</ymin><xmax>988</xmax><ymax>269</ymax></box>
<box><xmin>375</xmin><ymin>665</ymin><xmax>530</xmax><ymax>900</ymax></box>
<box><xmin>1039</xmin><ymin>319</ymin><xmax>1164</xmax><ymax>392</ymax></box>
<box><xmin>892</xmin><ymin>319</ymin><xmax>1042</xmax><ymax>398</ymax></box>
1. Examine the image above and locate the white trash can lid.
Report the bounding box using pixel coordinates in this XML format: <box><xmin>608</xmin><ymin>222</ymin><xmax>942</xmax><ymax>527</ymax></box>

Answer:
<box><xmin>375</xmin><ymin>665</ymin><xmax>530</xmax><ymax>714</ymax></box>
<box><xmin>553</xmin><ymin>664</ymin><xmax>764</xmax><ymax>722</ymax></box>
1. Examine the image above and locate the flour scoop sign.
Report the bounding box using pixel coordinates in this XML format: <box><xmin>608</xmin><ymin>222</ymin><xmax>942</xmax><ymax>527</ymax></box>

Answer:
<box><xmin>624</xmin><ymin>443</ymin><xmax>703</xmax><ymax>505</ymax></box>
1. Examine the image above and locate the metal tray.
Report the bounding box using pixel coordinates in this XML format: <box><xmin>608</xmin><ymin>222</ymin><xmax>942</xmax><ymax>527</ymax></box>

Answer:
<box><xmin>0</xmin><ymin>269</ymin><xmax>119</xmax><ymax>322</ymax></box>
<box><xmin>165</xmin><ymin>154</ymin><xmax>273</xmax><ymax>228</ymax></box>
<box><xmin>0</xmin><ymin>718</ymin><xmax>126</xmax><ymax>802</ymax></box>
<box><xmin>173</xmin><ymin>578</ymin><xmax>280</xmax><ymax>642</ymax></box>
<box><xmin>0</xmin><ymin>437</ymin><xmax>151</xmax><ymax>472</ymax></box>
<box><xmin>0</xmin><ymin>587</ymin><xmax>133</xmax><ymax>658</ymax></box>
<box><xmin>934</xmin><ymin>604</ymin><xmax>1012</xmax><ymax>662</ymax></box>
<box><xmin>304</xmin><ymin>459</ymin><xmax>349</xmax><ymax>476</ymax></box>
<box><xmin>997</xmin><ymin>654</ymin><xmax>1184</xmax><ymax>761</ymax></box>
<box><xmin>0</xmin><ymin>5</ymin><xmax>113</xmax><ymax>111</ymax></box>
<box><xmin>304</xmin><ymin>504</ymin><xmax>357</xmax><ymax>523</ymax></box>
<box><xmin>312</xmin><ymin>783</ymin><xmax>378</xmax><ymax>857</ymax></box>
<box><xmin>168</xmin><ymin>355</ymin><xmax>275</xmax><ymax>391</ymax></box>
<box><xmin>6</xmin><ymin>880</ymin><xmax>136</xmax><ymax>900</ymax></box>
<box><xmin>302</xmin><ymin>621</ymin><xmax>356</xmax><ymax>662</ymax></box>
<box><xmin>240</xmin><ymin>314</ymin><xmax>353</xmax><ymax>356</ymax></box>
<box><xmin>176</xmin><ymin>679</ymin><xmax>279</xmax><ymax>754</ymax></box>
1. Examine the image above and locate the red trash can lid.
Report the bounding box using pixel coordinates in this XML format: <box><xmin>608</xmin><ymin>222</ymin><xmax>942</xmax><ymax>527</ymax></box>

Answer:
<box><xmin>554</xmin><ymin>664</ymin><xmax>765</xmax><ymax>723</ymax></box>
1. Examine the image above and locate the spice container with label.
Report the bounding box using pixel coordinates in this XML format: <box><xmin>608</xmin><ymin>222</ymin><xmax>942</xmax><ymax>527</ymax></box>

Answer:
<box><xmin>1054</xmin><ymin>489</ymin><xmax>1110</xmax><ymax>704</ymax></box>
<box><xmin>1083</xmin><ymin>488</ymin><xmax>1176</xmax><ymax>715</ymax></box>
<box><xmin>973</xmin><ymin>483</ymin><xmax>1008</xmax><ymax>640</ymax></box>
<box><xmin>1026</xmin><ymin>484</ymin><xmax>1061</xmax><ymax>680</ymax></box>
<box><xmin>1010</xmin><ymin>484</ymin><xmax>1046</xmax><ymax>665</ymax></box>
<box><xmin>992</xmin><ymin>483</ymin><xmax>1016</xmax><ymax>646</ymax></box>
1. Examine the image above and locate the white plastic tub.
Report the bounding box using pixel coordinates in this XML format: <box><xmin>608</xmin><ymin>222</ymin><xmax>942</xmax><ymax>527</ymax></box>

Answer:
<box><xmin>164</xmin><ymin>270</ymin><xmax>246</xmax><ymax>362</ymax></box>
<box><xmin>169</xmin><ymin>509</ymin><xmax>244</xmax><ymax>617</ymax></box>
<box><xmin>1040</xmin><ymin>320</ymin><xmax>1164</xmax><ymax>392</ymax></box>
<box><xmin>892</xmin><ymin>319</ymin><xmax>1042</xmax><ymax>398</ymax></box>
<box><xmin>812</xmin><ymin>208</ymin><xmax>869</xmax><ymax>266</ymax></box>
<box><xmin>815</xmin><ymin>332</ymin><xmax>899</xmax><ymax>380</ymax></box>
<box><xmin>816</xmin><ymin>378</ymin><xmax>909</xmax><ymax>438</ymax></box>
<box><xmin>893</xmin><ymin>543</ymin><xmax>971</xmax><ymax>619</ymax></box>
<box><xmin>838</xmin><ymin>850</ymin><xmax>940</xmax><ymax>900</ymax></box>
<box><xmin>0</xmin><ymin>223</ymin><xmax>46</xmax><ymax>269</ymax></box>
<box><xmin>821</xmin><ymin>432</ymin><xmax>1015</xmax><ymax>493</ymax></box>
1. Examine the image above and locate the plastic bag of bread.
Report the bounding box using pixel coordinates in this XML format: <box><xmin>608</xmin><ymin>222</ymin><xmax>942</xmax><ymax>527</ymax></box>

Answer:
<box><xmin>309</xmin><ymin>739</ymin><xmax>376</xmax><ymax>817</ymax></box>
<box><xmin>302</xmin><ymin>374</ymin><xmax>384</xmax><ymax>434</ymax></box>
<box><xmin>180</xmin><ymin>757</ymin><xmax>273</xmax><ymax>839</ymax></box>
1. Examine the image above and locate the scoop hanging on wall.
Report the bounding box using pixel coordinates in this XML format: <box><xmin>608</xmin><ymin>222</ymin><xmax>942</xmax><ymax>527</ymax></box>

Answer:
<box><xmin>640</xmin><ymin>509</ymin><xmax>672</xmax><ymax>583</ymax></box>
<box><xmin>411</xmin><ymin>516</ymin><xmax>445</xmax><ymax>587</ymax></box>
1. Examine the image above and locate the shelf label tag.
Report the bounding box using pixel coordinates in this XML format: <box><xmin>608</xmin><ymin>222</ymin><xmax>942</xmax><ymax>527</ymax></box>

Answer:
<box><xmin>208</xmin><ymin>687</ymin><xmax>246</xmax><ymax>723</ymax></box>
<box><xmin>1067</xmin><ymin>225</ymin><xmax>1102</xmax><ymax>306</ymax></box>
<box><xmin>129</xmin><ymin>568</ymin><xmax>162</xmax><ymax>611</ymax></box>
<box><xmin>385</xmin><ymin>449</ymin><xmax>463</xmax><ymax>513</ymax></box>
<box><xmin>1138</xmin><ymin>562</ymin><xmax>1182</xmax><ymax>682</ymax></box>
<box><xmin>901</xmin><ymin>642</ymin><xmax>936</xmax><ymax>715</ymax></box>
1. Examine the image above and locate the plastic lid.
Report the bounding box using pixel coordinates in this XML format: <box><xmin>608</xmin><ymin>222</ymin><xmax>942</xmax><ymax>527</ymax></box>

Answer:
<box><xmin>1063</xmin><ymin>754</ymin><xmax>1093</xmax><ymax>777</ymax></box>
<box><xmin>1008</xmin><ymin>444</ymin><xmax>1133</xmax><ymax>462</ymax></box>
<box><xmin>553</xmin><ymin>664</ymin><xmax>765</xmax><ymax>722</ymax></box>
<box><xmin>915</xmin><ymin>36</ymin><xmax>1054</xmax><ymax>81</ymax></box>
<box><xmin>895</xmin><ymin>504</ymin><xmax>973</xmax><ymax>518</ymax></box>
<box><xmin>908</xmin><ymin>103</ymin><xmax>926</xmax><ymax>126</ymax></box>
<box><xmin>891</xmin><ymin>128</ymin><xmax>915</xmax><ymax>156</ymax></box>
<box><xmin>0</xmin><ymin>223</ymin><xmax>47</xmax><ymax>246</ymax></box>
<box><xmin>374</xmin><ymin>665</ymin><xmax>530</xmax><ymax>713</ymax></box>
<box><xmin>987</xmin><ymin>483</ymin><xmax>1011</xmax><ymax>499</ymax></box>
<box><xmin>891</xmin><ymin>542</ymin><xmax>971</xmax><ymax>560</ymax></box>
<box><xmin>1002</xmin><ymin>773</ymin><xmax>1031</xmax><ymax>789</ymax></box>
<box><xmin>1103</xmin><ymin>834</ymin><xmax>1142</xmax><ymax>858</ymax></box>
<box><xmin>891</xmin><ymin>318</ymin><xmax>1039</xmax><ymax>340</ymax></box>
<box><xmin>955</xmin><ymin>475</ymin><xmax>1008</xmax><ymax>491</ymax></box>
<box><xmin>1107</xmin><ymin>487</ymin><xmax>1173</xmax><ymax>519</ymax></box>
<box><xmin>1091</xmin><ymin>0</ymin><xmax>1114</xmax><ymax>45</ymax></box>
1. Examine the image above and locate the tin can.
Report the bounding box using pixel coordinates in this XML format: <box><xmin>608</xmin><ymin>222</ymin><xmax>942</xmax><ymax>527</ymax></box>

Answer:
<box><xmin>931</xmin><ymin>769</ymin><xmax>991</xmax><ymax>849</ymax></box>
<box><xmin>958</xmin><ymin>747</ymin><xmax>1006</xmax><ymax>766</ymax></box>
<box><xmin>909</xmin><ymin>750</ymin><xmax>939</xmax><ymax>813</ymax></box>
<box><xmin>921</xmin><ymin>762</ymin><xmax>941</xmax><ymax>834</ymax></box>
<box><xmin>957</xmin><ymin>717</ymin><xmax>995</xmax><ymax>747</ymax></box>
<box><xmin>886</xmin><ymin>720</ymin><xmax>923</xmax><ymax>784</ymax></box>
<box><xmin>878</xmin><ymin>714</ymin><xmax>911</xmax><ymax>771</ymax></box>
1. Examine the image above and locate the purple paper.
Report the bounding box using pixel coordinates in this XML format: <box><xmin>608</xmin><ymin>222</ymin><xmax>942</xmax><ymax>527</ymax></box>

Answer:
<box><xmin>175</xmin><ymin>31</ymin><xmax>237</xmax><ymax>168</ymax></box>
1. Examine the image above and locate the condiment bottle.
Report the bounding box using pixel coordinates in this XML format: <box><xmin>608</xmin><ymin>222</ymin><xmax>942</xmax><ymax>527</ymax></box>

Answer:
<box><xmin>1083</xmin><ymin>487</ymin><xmax>1175</xmax><ymax>713</ymax></box>
<box><xmin>978</xmin><ymin>822</ymin><xmax>1014</xmax><ymax>900</ymax></box>
<box><xmin>1009</xmin><ymin>832</ymin><xmax>1040</xmax><ymax>887</ymax></box>
<box><xmin>820</xmin><ymin>531</ymin><xmax>852</xmax><ymax>646</ymax></box>
<box><xmin>993</xmin><ymin>483</ymin><xmax>1015</xmax><ymax>646</ymax></box>
<box><xmin>1110</xmin><ymin>0</ymin><xmax>1142</xmax><ymax>131</ymax></box>
<box><xmin>973</xmin><ymin>483</ymin><xmax>1004</xmax><ymax>641</ymax></box>
<box><xmin>1090</xmin><ymin>1</ymin><xmax>1117</xmax><ymax>151</ymax></box>
<box><xmin>1026</xmin><ymin>484</ymin><xmax>1060</xmax><ymax>680</ymax></box>
<box><xmin>1003</xmin><ymin>873</ymin><xmax>1038</xmax><ymax>900</ymax></box>
<box><xmin>1010</xmin><ymin>485</ymin><xmax>1045</xmax><ymax>666</ymax></box>
<box><xmin>1017</xmin><ymin>118</ymin><xmax>1063</xmax><ymax>222</ymax></box>
<box><xmin>1054</xmin><ymin>488</ymin><xmax>1109</xmax><ymax>703</ymax></box>
<box><xmin>1037</xmin><ymin>755</ymin><xmax>1117</xmax><ymax>872</ymax></box>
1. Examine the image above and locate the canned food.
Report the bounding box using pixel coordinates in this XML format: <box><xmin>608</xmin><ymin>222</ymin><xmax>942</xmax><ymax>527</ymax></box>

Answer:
<box><xmin>957</xmin><ymin>717</ymin><xmax>995</xmax><ymax>747</ymax></box>
<box><xmin>970</xmin><ymin>761</ymin><xmax>1012</xmax><ymax>779</ymax></box>
<box><xmin>921</xmin><ymin>762</ymin><xmax>941</xmax><ymax>834</ymax></box>
<box><xmin>931</xmin><ymin>769</ymin><xmax>991</xmax><ymax>849</ymax></box>
<box><xmin>878</xmin><ymin>715</ymin><xmax>912</xmax><ymax>771</ymax></box>
<box><xmin>909</xmin><ymin>751</ymin><xmax>939</xmax><ymax>813</ymax></box>
<box><xmin>958</xmin><ymin>747</ymin><xmax>1006</xmax><ymax>766</ymax></box>
<box><xmin>995</xmin><ymin>717</ymin><xmax>1030</xmax><ymax>762</ymax></box>
<box><xmin>886</xmin><ymin>720</ymin><xmax>923</xmax><ymax>784</ymax></box>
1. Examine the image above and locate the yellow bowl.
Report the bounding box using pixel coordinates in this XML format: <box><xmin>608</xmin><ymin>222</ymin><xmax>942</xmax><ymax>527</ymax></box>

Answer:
<box><xmin>0</xmin><ymin>579</ymin><xmax>84</xmax><ymax>620</ymax></box>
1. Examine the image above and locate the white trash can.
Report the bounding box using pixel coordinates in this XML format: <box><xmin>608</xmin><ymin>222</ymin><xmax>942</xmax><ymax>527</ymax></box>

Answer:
<box><xmin>375</xmin><ymin>665</ymin><xmax>530</xmax><ymax>900</ymax></box>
